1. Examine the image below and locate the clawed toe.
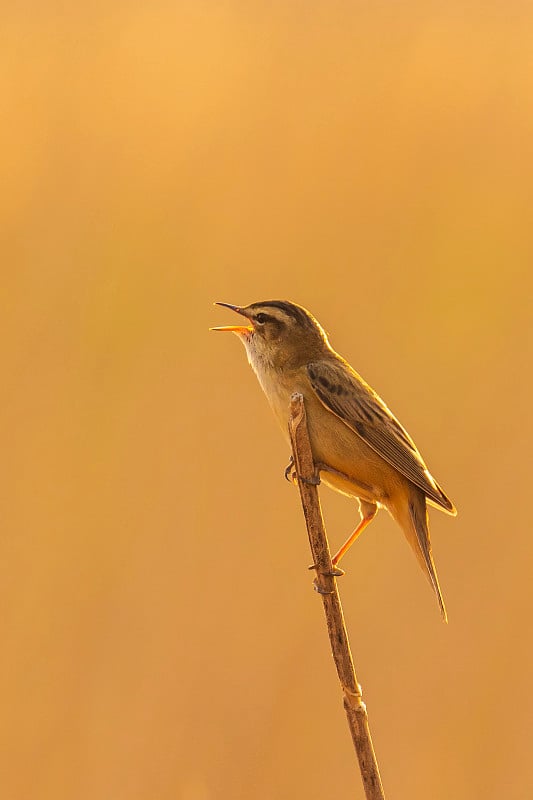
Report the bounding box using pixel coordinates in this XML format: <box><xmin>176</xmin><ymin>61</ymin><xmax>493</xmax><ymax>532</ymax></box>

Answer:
<box><xmin>284</xmin><ymin>456</ymin><xmax>320</xmax><ymax>486</ymax></box>
<box><xmin>284</xmin><ymin>456</ymin><xmax>295</xmax><ymax>482</ymax></box>
<box><xmin>308</xmin><ymin>563</ymin><xmax>345</xmax><ymax>577</ymax></box>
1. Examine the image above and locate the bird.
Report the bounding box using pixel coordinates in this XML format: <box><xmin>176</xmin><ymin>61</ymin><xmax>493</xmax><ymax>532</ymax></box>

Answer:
<box><xmin>211</xmin><ymin>300</ymin><xmax>456</xmax><ymax>621</ymax></box>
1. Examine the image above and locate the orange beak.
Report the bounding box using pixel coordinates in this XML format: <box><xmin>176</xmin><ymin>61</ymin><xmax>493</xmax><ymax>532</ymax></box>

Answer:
<box><xmin>210</xmin><ymin>302</ymin><xmax>253</xmax><ymax>335</ymax></box>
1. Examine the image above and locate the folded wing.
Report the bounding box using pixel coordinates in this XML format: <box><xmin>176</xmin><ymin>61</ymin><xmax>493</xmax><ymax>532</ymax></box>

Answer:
<box><xmin>307</xmin><ymin>359</ymin><xmax>456</xmax><ymax>514</ymax></box>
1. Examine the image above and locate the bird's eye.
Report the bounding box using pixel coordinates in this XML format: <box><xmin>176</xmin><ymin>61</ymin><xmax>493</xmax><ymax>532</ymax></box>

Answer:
<box><xmin>255</xmin><ymin>313</ymin><xmax>268</xmax><ymax>324</ymax></box>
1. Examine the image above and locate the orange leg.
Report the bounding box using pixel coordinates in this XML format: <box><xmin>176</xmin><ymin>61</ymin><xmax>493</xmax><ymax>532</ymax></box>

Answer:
<box><xmin>332</xmin><ymin>501</ymin><xmax>378</xmax><ymax>566</ymax></box>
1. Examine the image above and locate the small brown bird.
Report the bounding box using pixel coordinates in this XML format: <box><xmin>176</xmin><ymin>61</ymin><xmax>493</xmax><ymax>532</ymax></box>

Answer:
<box><xmin>212</xmin><ymin>300</ymin><xmax>456</xmax><ymax>621</ymax></box>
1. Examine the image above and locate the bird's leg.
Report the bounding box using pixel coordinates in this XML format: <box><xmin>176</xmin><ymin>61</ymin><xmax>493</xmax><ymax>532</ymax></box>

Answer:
<box><xmin>309</xmin><ymin>498</ymin><xmax>378</xmax><ymax>576</ymax></box>
<box><xmin>313</xmin><ymin>461</ymin><xmax>352</xmax><ymax>481</ymax></box>
<box><xmin>314</xmin><ymin>462</ymin><xmax>374</xmax><ymax>497</ymax></box>
<box><xmin>331</xmin><ymin>500</ymin><xmax>378</xmax><ymax>566</ymax></box>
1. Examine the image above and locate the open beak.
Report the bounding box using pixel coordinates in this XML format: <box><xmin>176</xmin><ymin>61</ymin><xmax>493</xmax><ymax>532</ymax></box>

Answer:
<box><xmin>210</xmin><ymin>302</ymin><xmax>253</xmax><ymax>335</ymax></box>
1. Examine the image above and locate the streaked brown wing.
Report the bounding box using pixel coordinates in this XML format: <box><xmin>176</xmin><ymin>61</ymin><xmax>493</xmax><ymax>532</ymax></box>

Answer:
<box><xmin>307</xmin><ymin>359</ymin><xmax>455</xmax><ymax>513</ymax></box>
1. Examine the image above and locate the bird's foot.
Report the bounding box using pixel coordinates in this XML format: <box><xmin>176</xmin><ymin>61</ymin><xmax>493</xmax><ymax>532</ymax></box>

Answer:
<box><xmin>308</xmin><ymin>563</ymin><xmax>345</xmax><ymax>577</ymax></box>
<box><xmin>284</xmin><ymin>456</ymin><xmax>320</xmax><ymax>485</ymax></box>
<box><xmin>310</xmin><ymin>562</ymin><xmax>344</xmax><ymax>594</ymax></box>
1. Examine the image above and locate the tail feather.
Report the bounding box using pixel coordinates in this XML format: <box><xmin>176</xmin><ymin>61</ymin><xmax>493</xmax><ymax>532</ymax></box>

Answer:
<box><xmin>395</xmin><ymin>492</ymin><xmax>448</xmax><ymax>622</ymax></box>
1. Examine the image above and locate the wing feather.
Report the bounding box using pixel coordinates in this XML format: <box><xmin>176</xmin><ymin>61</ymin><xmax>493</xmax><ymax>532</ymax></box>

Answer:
<box><xmin>307</xmin><ymin>359</ymin><xmax>456</xmax><ymax>514</ymax></box>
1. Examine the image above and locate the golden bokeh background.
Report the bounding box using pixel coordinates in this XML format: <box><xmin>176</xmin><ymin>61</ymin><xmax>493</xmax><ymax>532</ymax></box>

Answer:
<box><xmin>2</xmin><ymin>3</ymin><xmax>532</xmax><ymax>798</ymax></box>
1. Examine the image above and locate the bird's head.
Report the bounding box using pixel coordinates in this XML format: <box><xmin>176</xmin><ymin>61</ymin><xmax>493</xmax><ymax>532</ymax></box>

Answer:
<box><xmin>211</xmin><ymin>300</ymin><xmax>330</xmax><ymax>370</ymax></box>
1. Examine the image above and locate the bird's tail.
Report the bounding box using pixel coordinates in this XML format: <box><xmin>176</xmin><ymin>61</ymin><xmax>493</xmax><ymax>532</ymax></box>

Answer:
<box><xmin>393</xmin><ymin>491</ymin><xmax>448</xmax><ymax>622</ymax></box>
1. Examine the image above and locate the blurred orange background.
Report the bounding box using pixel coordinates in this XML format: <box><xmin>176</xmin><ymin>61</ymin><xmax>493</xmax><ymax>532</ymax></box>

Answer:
<box><xmin>2</xmin><ymin>3</ymin><xmax>532</xmax><ymax>799</ymax></box>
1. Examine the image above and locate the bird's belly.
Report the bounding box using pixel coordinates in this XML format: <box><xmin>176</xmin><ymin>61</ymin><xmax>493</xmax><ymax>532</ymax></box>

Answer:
<box><xmin>265</xmin><ymin>377</ymin><xmax>400</xmax><ymax>505</ymax></box>
<box><xmin>307</xmin><ymin>409</ymin><xmax>392</xmax><ymax>503</ymax></box>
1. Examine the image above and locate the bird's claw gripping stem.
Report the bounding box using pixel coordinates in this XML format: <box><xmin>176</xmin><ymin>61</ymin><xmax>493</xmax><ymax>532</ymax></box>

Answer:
<box><xmin>311</xmin><ymin>564</ymin><xmax>345</xmax><ymax>593</ymax></box>
<box><xmin>308</xmin><ymin>564</ymin><xmax>345</xmax><ymax>577</ymax></box>
<box><xmin>284</xmin><ymin>456</ymin><xmax>321</xmax><ymax>485</ymax></box>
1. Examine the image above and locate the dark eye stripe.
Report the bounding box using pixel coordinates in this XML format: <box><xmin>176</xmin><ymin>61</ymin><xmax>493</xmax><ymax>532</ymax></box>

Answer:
<box><xmin>255</xmin><ymin>313</ymin><xmax>277</xmax><ymax>324</ymax></box>
<box><xmin>250</xmin><ymin>301</ymin><xmax>312</xmax><ymax>328</ymax></box>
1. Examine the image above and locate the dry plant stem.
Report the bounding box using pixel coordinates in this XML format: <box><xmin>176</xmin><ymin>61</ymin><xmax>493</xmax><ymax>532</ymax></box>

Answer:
<box><xmin>288</xmin><ymin>393</ymin><xmax>386</xmax><ymax>800</ymax></box>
